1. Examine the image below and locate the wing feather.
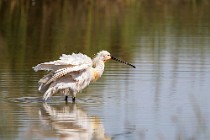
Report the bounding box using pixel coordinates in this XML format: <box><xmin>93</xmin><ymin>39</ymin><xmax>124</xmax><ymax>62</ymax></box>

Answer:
<box><xmin>33</xmin><ymin>53</ymin><xmax>92</xmax><ymax>72</ymax></box>
<box><xmin>47</xmin><ymin>62</ymin><xmax>91</xmax><ymax>84</ymax></box>
<box><xmin>33</xmin><ymin>53</ymin><xmax>93</xmax><ymax>90</ymax></box>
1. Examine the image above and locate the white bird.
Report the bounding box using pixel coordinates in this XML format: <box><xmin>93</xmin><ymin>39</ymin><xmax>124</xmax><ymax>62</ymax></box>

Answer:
<box><xmin>33</xmin><ymin>50</ymin><xmax>135</xmax><ymax>102</ymax></box>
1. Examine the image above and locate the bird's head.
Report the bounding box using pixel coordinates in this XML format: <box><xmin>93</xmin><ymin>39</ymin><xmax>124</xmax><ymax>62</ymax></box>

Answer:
<box><xmin>96</xmin><ymin>50</ymin><xmax>112</xmax><ymax>62</ymax></box>
<box><xmin>94</xmin><ymin>50</ymin><xmax>136</xmax><ymax>68</ymax></box>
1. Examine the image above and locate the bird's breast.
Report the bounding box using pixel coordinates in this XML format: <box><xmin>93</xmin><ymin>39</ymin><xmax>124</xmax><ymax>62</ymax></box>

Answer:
<box><xmin>91</xmin><ymin>69</ymin><xmax>101</xmax><ymax>81</ymax></box>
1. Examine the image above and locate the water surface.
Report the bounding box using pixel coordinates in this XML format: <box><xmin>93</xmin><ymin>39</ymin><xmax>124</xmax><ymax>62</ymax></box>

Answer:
<box><xmin>0</xmin><ymin>1</ymin><xmax>210</xmax><ymax>140</ymax></box>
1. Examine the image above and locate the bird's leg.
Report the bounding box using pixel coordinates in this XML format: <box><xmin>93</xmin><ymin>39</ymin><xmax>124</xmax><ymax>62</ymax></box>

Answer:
<box><xmin>65</xmin><ymin>96</ymin><xmax>68</xmax><ymax>103</ymax></box>
<box><xmin>72</xmin><ymin>97</ymin><xmax>76</xmax><ymax>103</ymax></box>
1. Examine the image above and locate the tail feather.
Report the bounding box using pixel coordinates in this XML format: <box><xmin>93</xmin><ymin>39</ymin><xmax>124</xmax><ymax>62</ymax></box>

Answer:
<box><xmin>38</xmin><ymin>72</ymin><xmax>53</xmax><ymax>92</ymax></box>
<box><xmin>38</xmin><ymin>72</ymin><xmax>54</xmax><ymax>93</ymax></box>
<box><xmin>43</xmin><ymin>87</ymin><xmax>57</xmax><ymax>101</ymax></box>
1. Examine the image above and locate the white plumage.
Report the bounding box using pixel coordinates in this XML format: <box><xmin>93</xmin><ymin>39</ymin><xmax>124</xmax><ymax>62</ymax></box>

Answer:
<box><xmin>33</xmin><ymin>50</ymin><xmax>135</xmax><ymax>102</ymax></box>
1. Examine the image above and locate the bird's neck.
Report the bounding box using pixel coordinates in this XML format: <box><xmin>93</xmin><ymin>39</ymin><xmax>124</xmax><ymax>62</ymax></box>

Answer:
<box><xmin>91</xmin><ymin>60</ymin><xmax>105</xmax><ymax>81</ymax></box>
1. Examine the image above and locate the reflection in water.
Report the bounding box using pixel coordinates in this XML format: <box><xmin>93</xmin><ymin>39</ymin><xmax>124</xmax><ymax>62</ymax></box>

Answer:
<box><xmin>39</xmin><ymin>103</ymin><xmax>110</xmax><ymax>140</ymax></box>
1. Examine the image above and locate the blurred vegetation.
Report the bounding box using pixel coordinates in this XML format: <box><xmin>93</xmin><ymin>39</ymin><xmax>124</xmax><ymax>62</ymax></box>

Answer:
<box><xmin>0</xmin><ymin>0</ymin><xmax>210</xmax><ymax>70</ymax></box>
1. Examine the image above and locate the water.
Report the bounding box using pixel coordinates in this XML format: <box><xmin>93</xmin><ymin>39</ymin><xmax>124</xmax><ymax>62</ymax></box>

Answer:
<box><xmin>0</xmin><ymin>1</ymin><xmax>210</xmax><ymax>140</ymax></box>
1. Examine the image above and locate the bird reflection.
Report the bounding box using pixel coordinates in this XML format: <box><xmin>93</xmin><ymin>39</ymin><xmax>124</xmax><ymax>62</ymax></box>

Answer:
<box><xmin>39</xmin><ymin>103</ymin><xmax>110</xmax><ymax>140</ymax></box>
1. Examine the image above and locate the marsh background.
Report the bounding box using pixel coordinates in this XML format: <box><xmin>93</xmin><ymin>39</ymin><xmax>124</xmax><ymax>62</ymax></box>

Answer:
<box><xmin>0</xmin><ymin>0</ymin><xmax>210</xmax><ymax>139</ymax></box>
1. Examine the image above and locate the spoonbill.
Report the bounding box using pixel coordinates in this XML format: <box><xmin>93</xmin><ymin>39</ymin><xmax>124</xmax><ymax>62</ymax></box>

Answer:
<box><xmin>33</xmin><ymin>50</ymin><xmax>135</xmax><ymax>102</ymax></box>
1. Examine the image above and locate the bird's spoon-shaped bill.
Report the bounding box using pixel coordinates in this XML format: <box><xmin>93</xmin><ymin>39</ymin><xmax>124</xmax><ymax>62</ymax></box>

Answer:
<box><xmin>111</xmin><ymin>56</ymin><xmax>136</xmax><ymax>68</ymax></box>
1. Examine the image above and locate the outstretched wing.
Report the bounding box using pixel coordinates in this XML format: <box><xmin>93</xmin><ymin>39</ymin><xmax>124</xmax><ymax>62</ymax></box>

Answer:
<box><xmin>33</xmin><ymin>53</ymin><xmax>92</xmax><ymax>72</ymax></box>
<box><xmin>33</xmin><ymin>53</ymin><xmax>93</xmax><ymax>90</ymax></box>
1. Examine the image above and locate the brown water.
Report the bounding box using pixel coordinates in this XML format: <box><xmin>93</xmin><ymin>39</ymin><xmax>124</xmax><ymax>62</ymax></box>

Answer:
<box><xmin>0</xmin><ymin>1</ymin><xmax>210</xmax><ymax>140</ymax></box>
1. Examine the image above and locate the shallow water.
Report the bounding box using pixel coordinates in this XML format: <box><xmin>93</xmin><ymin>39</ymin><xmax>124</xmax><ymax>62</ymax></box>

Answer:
<box><xmin>1</xmin><ymin>1</ymin><xmax>210</xmax><ymax>140</ymax></box>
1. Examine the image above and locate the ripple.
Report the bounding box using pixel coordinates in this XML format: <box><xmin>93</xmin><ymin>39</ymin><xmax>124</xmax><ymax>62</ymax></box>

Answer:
<box><xmin>7</xmin><ymin>96</ymin><xmax>71</xmax><ymax>104</ymax></box>
<box><xmin>6</xmin><ymin>95</ymin><xmax>103</xmax><ymax>104</ymax></box>
<box><xmin>8</xmin><ymin>96</ymin><xmax>44</xmax><ymax>103</ymax></box>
